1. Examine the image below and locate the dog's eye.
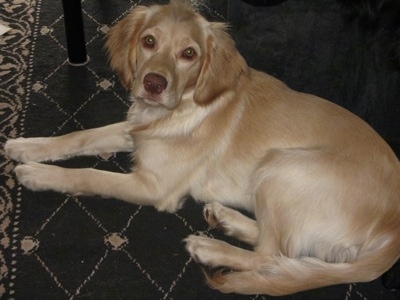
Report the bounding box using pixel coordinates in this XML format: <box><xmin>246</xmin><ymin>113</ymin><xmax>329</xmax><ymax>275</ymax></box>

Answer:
<box><xmin>143</xmin><ymin>35</ymin><xmax>156</xmax><ymax>49</ymax></box>
<box><xmin>182</xmin><ymin>47</ymin><xmax>196</xmax><ymax>59</ymax></box>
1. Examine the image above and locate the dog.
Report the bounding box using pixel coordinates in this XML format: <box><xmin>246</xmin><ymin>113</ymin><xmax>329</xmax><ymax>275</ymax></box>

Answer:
<box><xmin>4</xmin><ymin>0</ymin><xmax>400</xmax><ymax>296</ymax></box>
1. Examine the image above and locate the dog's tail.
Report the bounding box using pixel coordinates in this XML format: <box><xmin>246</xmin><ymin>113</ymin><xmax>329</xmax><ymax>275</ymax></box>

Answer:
<box><xmin>204</xmin><ymin>233</ymin><xmax>400</xmax><ymax>296</ymax></box>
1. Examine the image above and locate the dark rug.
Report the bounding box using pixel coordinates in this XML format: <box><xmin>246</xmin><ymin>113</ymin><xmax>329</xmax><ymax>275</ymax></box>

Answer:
<box><xmin>0</xmin><ymin>0</ymin><xmax>399</xmax><ymax>299</ymax></box>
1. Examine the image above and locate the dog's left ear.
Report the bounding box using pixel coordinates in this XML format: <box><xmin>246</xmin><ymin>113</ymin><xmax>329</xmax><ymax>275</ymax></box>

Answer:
<box><xmin>194</xmin><ymin>23</ymin><xmax>249</xmax><ymax>105</ymax></box>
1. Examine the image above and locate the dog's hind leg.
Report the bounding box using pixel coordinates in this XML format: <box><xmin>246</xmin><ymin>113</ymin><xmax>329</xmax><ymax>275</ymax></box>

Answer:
<box><xmin>204</xmin><ymin>202</ymin><xmax>259</xmax><ymax>246</ymax></box>
<box><xmin>5</xmin><ymin>122</ymin><xmax>132</xmax><ymax>163</ymax></box>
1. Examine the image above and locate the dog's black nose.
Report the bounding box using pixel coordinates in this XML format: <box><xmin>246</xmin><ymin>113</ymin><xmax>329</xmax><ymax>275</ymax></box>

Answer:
<box><xmin>143</xmin><ymin>73</ymin><xmax>168</xmax><ymax>95</ymax></box>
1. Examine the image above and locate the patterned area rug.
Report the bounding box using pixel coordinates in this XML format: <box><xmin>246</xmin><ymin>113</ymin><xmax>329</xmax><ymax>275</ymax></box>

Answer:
<box><xmin>1</xmin><ymin>0</ymin><xmax>36</xmax><ymax>297</ymax></box>
<box><xmin>0</xmin><ymin>0</ymin><xmax>399</xmax><ymax>299</ymax></box>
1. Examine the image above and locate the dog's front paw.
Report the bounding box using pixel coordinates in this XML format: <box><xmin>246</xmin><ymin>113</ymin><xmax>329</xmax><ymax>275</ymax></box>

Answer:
<box><xmin>5</xmin><ymin>138</ymin><xmax>51</xmax><ymax>163</ymax></box>
<box><xmin>14</xmin><ymin>162</ymin><xmax>65</xmax><ymax>192</ymax></box>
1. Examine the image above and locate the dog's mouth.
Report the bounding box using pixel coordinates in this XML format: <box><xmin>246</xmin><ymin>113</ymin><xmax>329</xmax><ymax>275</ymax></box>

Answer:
<box><xmin>130</xmin><ymin>80</ymin><xmax>165</xmax><ymax>107</ymax></box>
<box><xmin>131</xmin><ymin>87</ymin><xmax>162</xmax><ymax>106</ymax></box>
<box><xmin>132</xmin><ymin>87</ymin><xmax>182</xmax><ymax>110</ymax></box>
<box><xmin>141</xmin><ymin>96</ymin><xmax>162</xmax><ymax>106</ymax></box>
<box><xmin>134</xmin><ymin>93</ymin><xmax>175</xmax><ymax>109</ymax></box>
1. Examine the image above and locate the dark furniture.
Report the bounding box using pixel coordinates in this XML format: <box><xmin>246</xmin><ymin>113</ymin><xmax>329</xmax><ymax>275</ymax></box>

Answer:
<box><xmin>62</xmin><ymin>0</ymin><xmax>88</xmax><ymax>65</ymax></box>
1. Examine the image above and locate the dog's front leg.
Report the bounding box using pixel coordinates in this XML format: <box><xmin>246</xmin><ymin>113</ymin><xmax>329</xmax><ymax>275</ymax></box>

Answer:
<box><xmin>5</xmin><ymin>122</ymin><xmax>133</xmax><ymax>163</ymax></box>
<box><xmin>14</xmin><ymin>162</ymin><xmax>181</xmax><ymax>212</ymax></box>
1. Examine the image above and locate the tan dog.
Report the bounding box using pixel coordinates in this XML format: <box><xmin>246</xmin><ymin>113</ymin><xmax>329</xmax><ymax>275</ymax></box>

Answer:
<box><xmin>5</xmin><ymin>0</ymin><xmax>400</xmax><ymax>295</ymax></box>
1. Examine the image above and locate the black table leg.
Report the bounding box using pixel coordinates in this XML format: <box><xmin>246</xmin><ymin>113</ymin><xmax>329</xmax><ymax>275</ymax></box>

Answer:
<box><xmin>61</xmin><ymin>0</ymin><xmax>89</xmax><ymax>66</ymax></box>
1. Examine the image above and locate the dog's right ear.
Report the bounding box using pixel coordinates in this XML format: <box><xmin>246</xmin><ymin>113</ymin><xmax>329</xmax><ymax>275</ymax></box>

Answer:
<box><xmin>105</xmin><ymin>6</ymin><xmax>149</xmax><ymax>90</ymax></box>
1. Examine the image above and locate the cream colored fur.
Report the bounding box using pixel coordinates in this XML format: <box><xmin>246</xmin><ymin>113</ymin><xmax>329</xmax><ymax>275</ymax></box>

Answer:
<box><xmin>5</xmin><ymin>0</ymin><xmax>400</xmax><ymax>295</ymax></box>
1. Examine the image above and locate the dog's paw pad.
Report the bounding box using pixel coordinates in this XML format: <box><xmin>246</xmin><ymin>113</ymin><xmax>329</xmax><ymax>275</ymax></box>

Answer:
<box><xmin>184</xmin><ymin>235</ymin><xmax>215</xmax><ymax>265</ymax></box>
<box><xmin>184</xmin><ymin>235</ymin><xmax>201</xmax><ymax>262</ymax></box>
<box><xmin>203</xmin><ymin>202</ymin><xmax>230</xmax><ymax>233</ymax></box>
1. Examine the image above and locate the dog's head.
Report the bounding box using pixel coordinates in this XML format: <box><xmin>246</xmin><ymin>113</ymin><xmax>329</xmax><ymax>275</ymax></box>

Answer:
<box><xmin>105</xmin><ymin>0</ymin><xmax>248</xmax><ymax>109</ymax></box>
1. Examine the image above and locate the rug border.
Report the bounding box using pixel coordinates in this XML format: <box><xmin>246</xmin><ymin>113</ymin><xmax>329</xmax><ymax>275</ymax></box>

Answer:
<box><xmin>0</xmin><ymin>0</ymin><xmax>41</xmax><ymax>298</ymax></box>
